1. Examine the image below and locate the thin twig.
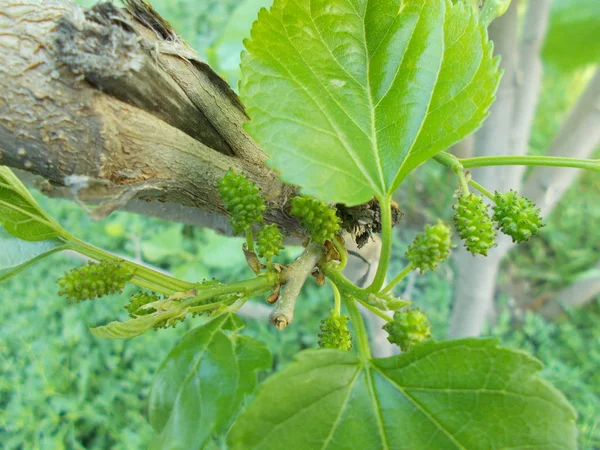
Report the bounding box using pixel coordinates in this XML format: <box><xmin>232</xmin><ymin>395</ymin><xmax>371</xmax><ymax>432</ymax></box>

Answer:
<box><xmin>269</xmin><ymin>242</ymin><xmax>324</xmax><ymax>329</ymax></box>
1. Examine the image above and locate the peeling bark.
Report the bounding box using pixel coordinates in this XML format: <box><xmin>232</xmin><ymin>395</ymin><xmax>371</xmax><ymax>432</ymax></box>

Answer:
<box><xmin>0</xmin><ymin>0</ymin><xmax>289</xmax><ymax>224</ymax></box>
<box><xmin>0</xmin><ymin>0</ymin><xmax>387</xmax><ymax>239</ymax></box>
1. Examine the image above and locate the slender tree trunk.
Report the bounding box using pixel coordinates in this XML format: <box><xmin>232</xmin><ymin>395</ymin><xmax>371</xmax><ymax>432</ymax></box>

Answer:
<box><xmin>522</xmin><ymin>69</ymin><xmax>600</xmax><ymax>216</ymax></box>
<box><xmin>449</xmin><ymin>0</ymin><xmax>522</xmax><ymax>338</ymax></box>
<box><xmin>450</xmin><ymin>3</ymin><xmax>598</xmax><ymax>337</ymax></box>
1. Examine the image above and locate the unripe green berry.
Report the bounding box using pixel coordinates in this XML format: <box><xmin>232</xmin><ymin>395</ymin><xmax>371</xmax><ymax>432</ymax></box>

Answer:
<box><xmin>125</xmin><ymin>291</ymin><xmax>161</xmax><ymax>317</ymax></box>
<box><xmin>218</xmin><ymin>169</ymin><xmax>266</xmax><ymax>234</ymax></box>
<box><xmin>383</xmin><ymin>308</ymin><xmax>431</xmax><ymax>352</ymax></box>
<box><xmin>453</xmin><ymin>193</ymin><xmax>496</xmax><ymax>256</ymax></box>
<box><xmin>493</xmin><ymin>190</ymin><xmax>545</xmax><ymax>243</ymax></box>
<box><xmin>290</xmin><ymin>196</ymin><xmax>341</xmax><ymax>243</ymax></box>
<box><xmin>57</xmin><ymin>260</ymin><xmax>133</xmax><ymax>302</ymax></box>
<box><xmin>318</xmin><ymin>312</ymin><xmax>352</xmax><ymax>351</ymax></box>
<box><xmin>406</xmin><ymin>220</ymin><xmax>452</xmax><ymax>273</ymax></box>
<box><xmin>256</xmin><ymin>224</ymin><xmax>284</xmax><ymax>261</ymax></box>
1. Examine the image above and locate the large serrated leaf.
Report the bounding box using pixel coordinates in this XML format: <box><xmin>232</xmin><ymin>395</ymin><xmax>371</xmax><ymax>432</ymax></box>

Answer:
<box><xmin>241</xmin><ymin>0</ymin><xmax>500</xmax><ymax>205</ymax></box>
<box><xmin>0</xmin><ymin>228</ymin><xmax>67</xmax><ymax>282</ymax></box>
<box><xmin>228</xmin><ymin>339</ymin><xmax>577</xmax><ymax>449</ymax></box>
<box><xmin>0</xmin><ymin>166</ymin><xmax>63</xmax><ymax>241</ymax></box>
<box><xmin>149</xmin><ymin>314</ymin><xmax>271</xmax><ymax>450</ymax></box>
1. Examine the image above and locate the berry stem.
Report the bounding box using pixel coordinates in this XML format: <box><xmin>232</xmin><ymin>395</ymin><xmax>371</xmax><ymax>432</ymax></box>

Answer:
<box><xmin>469</xmin><ymin>179</ymin><xmax>495</xmax><ymax>201</ymax></box>
<box><xmin>433</xmin><ymin>152</ymin><xmax>470</xmax><ymax>192</ymax></box>
<box><xmin>245</xmin><ymin>227</ymin><xmax>255</xmax><ymax>253</ymax></box>
<box><xmin>343</xmin><ymin>295</ymin><xmax>371</xmax><ymax>361</ymax></box>
<box><xmin>330</xmin><ymin>280</ymin><xmax>342</xmax><ymax>317</ymax></box>
<box><xmin>353</xmin><ymin>295</ymin><xmax>393</xmax><ymax>323</ymax></box>
<box><xmin>322</xmin><ymin>262</ymin><xmax>371</xmax><ymax>302</ymax></box>
<box><xmin>459</xmin><ymin>155</ymin><xmax>600</xmax><ymax>172</ymax></box>
<box><xmin>458</xmin><ymin>172</ymin><xmax>470</xmax><ymax>194</ymax></box>
<box><xmin>434</xmin><ymin>151</ymin><xmax>463</xmax><ymax>173</ymax></box>
<box><xmin>381</xmin><ymin>264</ymin><xmax>414</xmax><ymax>295</ymax></box>
<box><xmin>367</xmin><ymin>196</ymin><xmax>392</xmax><ymax>293</ymax></box>
<box><xmin>332</xmin><ymin>236</ymin><xmax>348</xmax><ymax>270</ymax></box>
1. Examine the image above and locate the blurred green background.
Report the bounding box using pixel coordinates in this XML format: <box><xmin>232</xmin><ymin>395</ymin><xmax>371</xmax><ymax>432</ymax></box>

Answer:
<box><xmin>1</xmin><ymin>0</ymin><xmax>599</xmax><ymax>449</ymax></box>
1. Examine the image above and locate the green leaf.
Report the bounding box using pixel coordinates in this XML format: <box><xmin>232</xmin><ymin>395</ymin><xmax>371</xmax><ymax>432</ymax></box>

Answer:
<box><xmin>149</xmin><ymin>314</ymin><xmax>271</xmax><ymax>450</ymax></box>
<box><xmin>0</xmin><ymin>166</ymin><xmax>63</xmax><ymax>241</ymax></box>
<box><xmin>0</xmin><ymin>228</ymin><xmax>66</xmax><ymax>282</ymax></box>
<box><xmin>480</xmin><ymin>0</ymin><xmax>511</xmax><ymax>26</ymax></box>
<box><xmin>89</xmin><ymin>311</ymin><xmax>180</xmax><ymax>340</ymax></box>
<box><xmin>241</xmin><ymin>0</ymin><xmax>500</xmax><ymax>205</ymax></box>
<box><xmin>543</xmin><ymin>0</ymin><xmax>600</xmax><ymax>71</ymax></box>
<box><xmin>228</xmin><ymin>339</ymin><xmax>577</xmax><ymax>449</ymax></box>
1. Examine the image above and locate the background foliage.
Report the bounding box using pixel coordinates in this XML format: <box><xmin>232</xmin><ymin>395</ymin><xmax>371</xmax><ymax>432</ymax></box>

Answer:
<box><xmin>1</xmin><ymin>0</ymin><xmax>598</xmax><ymax>449</ymax></box>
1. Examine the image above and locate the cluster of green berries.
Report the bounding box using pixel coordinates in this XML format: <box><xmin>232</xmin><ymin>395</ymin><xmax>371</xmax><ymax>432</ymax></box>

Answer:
<box><xmin>125</xmin><ymin>291</ymin><xmax>161</xmax><ymax>317</ymax></box>
<box><xmin>290</xmin><ymin>196</ymin><xmax>341</xmax><ymax>243</ymax></box>
<box><xmin>57</xmin><ymin>260</ymin><xmax>133</xmax><ymax>302</ymax></box>
<box><xmin>218</xmin><ymin>169</ymin><xmax>266</xmax><ymax>234</ymax></box>
<box><xmin>493</xmin><ymin>190</ymin><xmax>544</xmax><ymax>243</ymax></box>
<box><xmin>318</xmin><ymin>312</ymin><xmax>352</xmax><ymax>351</ymax></box>
<box><xmin>256</xmin><ymin>224</ymin><xmax>284</xmax><ymax>261</ymax></box>
<box><xmin>383</xmin><ymin>308</ymin><xmax>432</xmax><ymax>352</ymax></box>
<box><xmin>453</xmin><ymin>193</ymin><xmax>497</xmax><ymax>256</ymax></box>
<box><xmin>406</xmin><ymin>220</ymin><xmax>452</xmax><ymax>273</ymax></box>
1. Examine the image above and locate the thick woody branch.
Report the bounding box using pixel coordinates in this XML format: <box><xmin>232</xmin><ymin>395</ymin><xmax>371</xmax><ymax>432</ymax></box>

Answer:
<box><xmin>0</xmin><ymin>0</ymin><xmax>384</xmax><ymax>239</ymax></box>
<box><xmin>0</xmin><ymin>0</ymin><xmax>299</xmax><ymax>230</ymax></box>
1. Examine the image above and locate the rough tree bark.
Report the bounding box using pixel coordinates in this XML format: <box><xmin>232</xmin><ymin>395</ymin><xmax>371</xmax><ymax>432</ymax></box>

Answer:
<box><xmin>0</xmin><ymin>0</ymin><xmax>388</xmax><ymax>242</ymax></box>
<box><xmin>0</xmin><ymin>0</ymin><xmax>294</xmax><ymax>227</ymax></box>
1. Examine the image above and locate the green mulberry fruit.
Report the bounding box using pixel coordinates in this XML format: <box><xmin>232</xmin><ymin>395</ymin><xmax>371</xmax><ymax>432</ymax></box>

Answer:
<box><xmin>256</xmin><ymin>224</ymin><xmax>284</xmax><ymax>261</ymax></box>
<box><xmin>318</xmin><ymin>312</ymin><xmax>352</xmax><ymax>351</ymax></box>
<box><xmin>453</xmin><ymin>193</ymin><xmax>496</xmax><ymax>256</ymax></box>
<box><xmin>218</xmin><ymin>169</ymin><xmax>266</xmax><ymax>234</ymax></box>
<box><xmin>383</xmin><ymin>308</ymin><xmax>431</xmax><ymax>352</ymax></box>
<box><xmin>125</xmin><ymin>291</ymin><xmax>161</xmax><ymax>317</ymax></box>
<box><xmin>406</xmin><ymin>220</ymin><xmax>452</xmax><ymax>273</ymax></box>
<box><xmin>493</xmin><ymin>190</ymin><xmax>545</xmax><ymax>243</ymax></box>
<box><xmin>57</xmin><ymin>260</ymin><xmax>133</xmax><ymax>302</ymax></box>
<box><xmin>290</xmin><ymin>196</ymin><xmax>341</xmax><ymax>243</ymax></box>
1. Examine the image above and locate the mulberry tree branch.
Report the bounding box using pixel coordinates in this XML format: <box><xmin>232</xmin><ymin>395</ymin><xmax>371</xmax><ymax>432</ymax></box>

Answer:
<box><xmin>269</xmin><ymin>242</ymin><xmax>325</xmax><ymax>330</ymax></box>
